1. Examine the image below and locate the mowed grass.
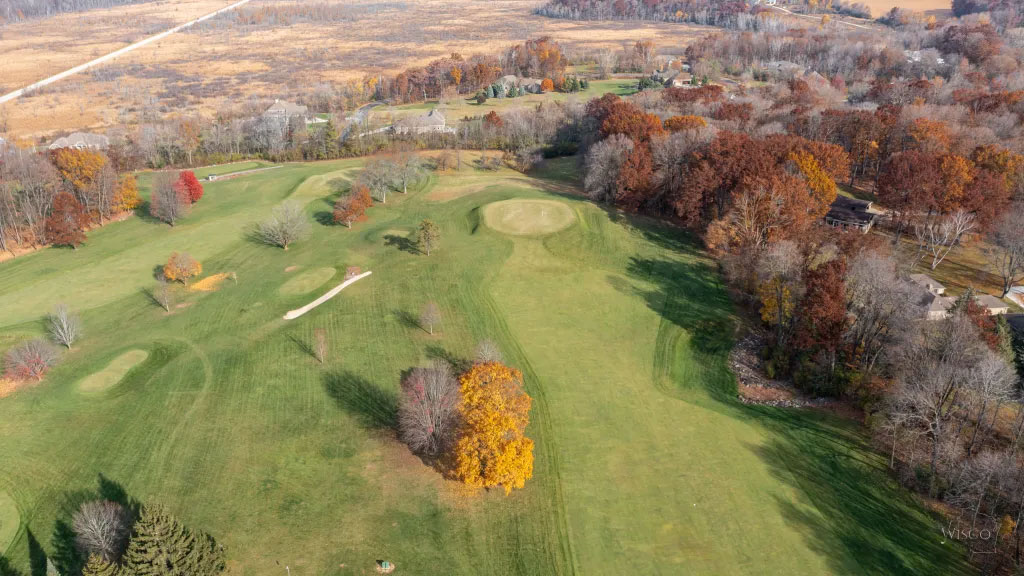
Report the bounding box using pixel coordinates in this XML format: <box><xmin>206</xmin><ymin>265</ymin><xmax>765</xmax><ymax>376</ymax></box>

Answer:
<box><xmin>76</xmin><ymin>350</ymin><xmax>149</xmax><ymax>394</ymax></box>
<box><xmin>0</xmin><ymin>155</ymin><xmax>970</xmax><ymax>575</ymax></box>
<box><xmin>373</xmin><ymin>78</ymin><xmax>638</xmax><ymax>126</ymax></box>
<box><xmin>0</xmin><ymin>492</ymin><xmax>18</xmax><ymax>556</ymax></box>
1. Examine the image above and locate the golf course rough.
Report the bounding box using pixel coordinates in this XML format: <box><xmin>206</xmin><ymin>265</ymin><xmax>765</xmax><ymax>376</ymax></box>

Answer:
<box><xmin>483</xmin><ymin>199</ymin><xmax>576</xmax><ymax>236</ymax></box>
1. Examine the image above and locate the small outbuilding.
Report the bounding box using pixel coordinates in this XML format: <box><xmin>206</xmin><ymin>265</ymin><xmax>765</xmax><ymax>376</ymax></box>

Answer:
<box><xmin>825</xmin><ymin>196</ymin><xmax>877</xmax><ymax>232</ymax></box>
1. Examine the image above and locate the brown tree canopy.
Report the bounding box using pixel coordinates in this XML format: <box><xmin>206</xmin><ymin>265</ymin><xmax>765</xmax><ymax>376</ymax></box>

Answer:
<box><xmin>44</xmin><ymin>192</ymin><xmax>89</xmax><ymax>249</ymax></box>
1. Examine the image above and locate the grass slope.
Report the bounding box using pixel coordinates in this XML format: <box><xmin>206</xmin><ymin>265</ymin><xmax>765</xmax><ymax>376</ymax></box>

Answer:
<box><xmin>0</xmin><ymin>156</ymin><xmax>970</xmax><ymax>575</ymax></box>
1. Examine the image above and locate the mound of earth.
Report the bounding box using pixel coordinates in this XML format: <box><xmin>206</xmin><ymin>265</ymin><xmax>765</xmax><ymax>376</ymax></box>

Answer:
<box><xmin>279</xmin><ymin>267</ymin><xmax>336</xmax><ymax>295</ymax></box>
<box><xmin>483</xmin><ymin>199</ymin><xmax>575</xmax><ymax>236</ymax></box>
<box><xmin>77</xmin><ymin>350</ymin><xmax>149</xmax><ymax>394</ymax></box>
<box><xmin>0</xmin><ymin>492</ymin><xmax>19</xmax><ymax>554</ymax></box>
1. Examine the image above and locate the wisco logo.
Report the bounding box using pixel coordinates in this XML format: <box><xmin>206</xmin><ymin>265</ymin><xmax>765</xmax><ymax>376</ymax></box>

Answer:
<box><xmin>941</xmin><ymin>518</ymin><xmax>1000</xmax><ymax>555</ymax></box>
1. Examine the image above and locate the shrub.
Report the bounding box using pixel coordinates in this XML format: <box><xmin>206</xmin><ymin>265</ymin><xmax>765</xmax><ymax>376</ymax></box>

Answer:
<box><xmin>4</xmin><ymin>339</ymin><xmax>60</xmax><ymax>382</ymax></box>
<box><xmin>163</xmin><ymin>252</ymin><xmax>201</xmax><ymax>285</ymax></box>
<box><xmin>256</xmin><ymin>202</ymin><xmax>310</xmax><ymax>250</ymax></box>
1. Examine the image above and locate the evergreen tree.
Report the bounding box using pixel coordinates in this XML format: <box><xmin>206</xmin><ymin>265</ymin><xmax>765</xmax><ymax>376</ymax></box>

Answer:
<box><xmin>321</xmin><ymin>119</ymin><xmax>340</xmax><ymax>160</ymax></box>
<box><xmin>485</xmin><ymin>84</ymin><xmax>495</xmax><ymax>98</ymax></box>
<box><xmin>122</xmin><ymin>505</ymin><xmax>225</xmax><ymax>576</ymax></box>
<box><xmin>82</xmin><ymin>554</ymin><xmax>120</xmax><ymax>576</ymax></box>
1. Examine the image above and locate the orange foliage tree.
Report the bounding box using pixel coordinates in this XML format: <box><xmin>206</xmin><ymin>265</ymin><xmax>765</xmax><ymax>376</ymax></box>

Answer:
<box><xmin>664</xmin><ymin>115</ymin><xmax>707</xmax><ymax>132</ymax></box>
<box><xmin>45</xmin><ymin>192</ymin><xmax>89</xmax><ymax>249</ymax></box>
<box><xmin>333</xmin><ymin>185</ymin><xmax>373</xmax><ymax>228</ymax></box>
<box><xmin>454</xmin><ymin>362</ymin><xmax>534</xmax><ymax>494</ymax></box>
<box><xmin>789</xmin><ymin>150</ymin><xmax>838</xmax><ymax>218</ymax></box>
<box><xmin>163</xmin><ymin>252</ymin><xmax>202</xmax><ymax>285</ymax></box>
<box><xmin>540</xmin><ymin>78</ymin><xmax>554</xmax><ymax>92</ymax></box>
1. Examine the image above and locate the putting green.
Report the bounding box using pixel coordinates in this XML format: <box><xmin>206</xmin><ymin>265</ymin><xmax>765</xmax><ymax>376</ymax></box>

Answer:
<box><xmin>77</xmin><ymin>350</ymin><xmax>149</xmax><ymax>394</ymax></box>
<box><xmin>483</xmin><ymin>199</ymin><xmax>576</xmax><ymax>236</ymax></box>
<box><xmin>0</xmin><ymin>491</ymin><xmax>19</xmax><ymax>554</ymax></box>
<box><xmin>279</xmin><ymin>267</ymin><xmax>336</xmax><ymax>295</ymax></box>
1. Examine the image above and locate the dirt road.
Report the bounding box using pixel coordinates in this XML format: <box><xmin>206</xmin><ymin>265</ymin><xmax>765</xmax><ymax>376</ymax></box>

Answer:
<box><xmin>0</xmin><ymin>0</ymin><xmax>253</xmax><ymax>106</ymax></box>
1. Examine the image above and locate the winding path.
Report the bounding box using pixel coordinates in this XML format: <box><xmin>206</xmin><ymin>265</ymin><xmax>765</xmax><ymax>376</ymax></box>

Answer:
<box><xmin>283</xmin><ymin>271</ymin><xmax>372</xmax><ymax>320</ymax></box>
<box><xmin>0</xmin><ymin>0</ymin><xmax>254</xmax><ymax>106</ymax></box>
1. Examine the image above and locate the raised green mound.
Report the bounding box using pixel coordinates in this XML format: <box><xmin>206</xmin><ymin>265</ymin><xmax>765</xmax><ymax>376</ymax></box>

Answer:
<box><xmin>0</xmin><ymin>491</ymin><xmax>19</xmax><ymax>554</ymax></box>
<box><xmin>483</xmin><ymin>199</ymin><xmax>575</xmax><ymax>236</ymax></box>
<box><xmin>78</xmin><ymin>350</ymin><xmax>149</xmax><ymax>394</ymax></box>
<box><xmin>279</xmin><ymin>267</ymin><xmax>336</xmax><ymax>295</ymax></box>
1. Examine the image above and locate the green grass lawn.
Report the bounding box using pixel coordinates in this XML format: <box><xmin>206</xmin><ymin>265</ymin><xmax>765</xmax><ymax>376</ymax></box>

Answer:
<box><xmin>0</xmin><ymin>155</ymin><xmax>971</xmax><ymax>575</ymax></box>
<box><xmin>191</xmin><ymin>161</ymin><xmax>276</xmax><ymax>180</ymax></box>
<box><xmin>373</xmin><ymin>79</ymin><xmax>638</xmax><ymax>125</ymax></box>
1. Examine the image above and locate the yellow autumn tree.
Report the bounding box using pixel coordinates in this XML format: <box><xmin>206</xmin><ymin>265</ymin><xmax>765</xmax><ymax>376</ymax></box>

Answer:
<box><xmin>163</xmin><ymin>252</ymin><xmax>202</xmax><ymax>285</ymax></box>
<box><xmin>790</xmin><ymin>150</ymin><xmax>838</xmax><ymax>219</ymax></box>
<box><xmin>758</xmin><ymin>277</ymin><xmax>794</xmax><ymax>328</ymax></box>
<box><xmin>113</xmin><ymin>174</ymin><xmax>141</xmax><ymax>212</ymax></box>
<box><xmin>454</xmin><ymin>362</ymin><xmax>534</xmax><ymax>494</ymax></box>
<box><xmin>50</xmin><ymin>148</ymin><xmax>107</xmax><ymax>197</ymax></box>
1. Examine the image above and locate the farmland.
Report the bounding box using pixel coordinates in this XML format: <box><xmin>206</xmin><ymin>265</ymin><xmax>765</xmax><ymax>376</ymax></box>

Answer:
<box><xmin>0</xmin><ymin>0</ymin><xmax>711</xmax><ymax>142</ymax></box>
<box><xmin>0</xmin><ymin>156</ymin><xmax>970</xmax><ymax>574</ymax></box>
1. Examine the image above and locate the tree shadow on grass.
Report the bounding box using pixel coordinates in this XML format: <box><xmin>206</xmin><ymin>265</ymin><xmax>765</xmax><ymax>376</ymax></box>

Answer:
<box><xmin>26</xmin><ymin>530</ymin><xmax>45</xmax><ymax>576</ymax></box>
<box><xmin>393</xmin><ymin>309</ymin><xmax>421</xmax><ymax>331</ymax></box>
<box><xmin>0</xmin><ymin>556</ymin><xmax>23</xmax><ymax>576</ymax></box>
<box><xmin>323</xmin><ymin>370</ymin><xmax>398</xmax><ymax>430</ymax></box>
<box><xmin>287</xmin><ymin>334</ymin><xmax>316</xmax><ymax>360</ymax></box>
<box><xmin>384</xmin><ymin>234</ymin><xmax>420</xmax><ymax>255</ymax></box>
<box><xmin>744</xmin><ymin>406</ymin><xmax>973</xmax><ymax>575</ymax></box>
<box><xmin>425</xmin><ymin>345</ymin><xmax>471</xmax><ymax>374</ymax></box>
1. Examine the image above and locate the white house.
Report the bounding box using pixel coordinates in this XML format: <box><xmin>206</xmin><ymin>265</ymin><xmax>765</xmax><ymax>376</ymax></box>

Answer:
<box><xmin>392</xmin><ymin>109</ymin><xmax>455</xmax><ymax>135</ymax></box>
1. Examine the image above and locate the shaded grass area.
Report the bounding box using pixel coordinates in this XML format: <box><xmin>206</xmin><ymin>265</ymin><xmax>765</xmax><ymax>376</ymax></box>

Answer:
<box><xmin>0</xmin><ymin>157</ymin><xmax>971</xmax><ymax>575</ymax></box>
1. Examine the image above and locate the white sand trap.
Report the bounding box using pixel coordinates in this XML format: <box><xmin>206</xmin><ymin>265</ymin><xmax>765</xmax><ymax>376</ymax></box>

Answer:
<box><xmin>283</xmin><ymin>271</ymin><xmax>372</xmax><ymax>320</ymax></box>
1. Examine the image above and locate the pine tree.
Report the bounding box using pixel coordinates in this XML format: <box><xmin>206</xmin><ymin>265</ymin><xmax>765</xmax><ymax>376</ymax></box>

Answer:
<box><xmin>122</xmin><ymin>504</ymin><xmax>225</xmax><ymax>576</ymax></box>
<box><xmin>485</xmin><ymin>85</ymin><xmax>495</xmax><ymax>98</ymax></box>
<box><xmin>82</xmin><ymin>554</ymin><xmax>120</xmax><ymax>576</ymax></box>
<box><xmin>321</xmin><ymin>119</ymin><xmax>339</xmax><ymax>159</ymax></box>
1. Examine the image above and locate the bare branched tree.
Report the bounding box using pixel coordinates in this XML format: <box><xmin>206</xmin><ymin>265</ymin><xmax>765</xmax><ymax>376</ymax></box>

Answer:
<box><xmin>72</xmin><ymin>500</ymin><xmax>132</xmax><ymax>563</ymax></box>
<box><xmin>48</xmin><ymin>303</ymin><xmax>82</xmax><ymax>349</ymax></box>
<box><xmin>256</xmin><ymin>202</ymin><xmax>310</xmax><ymax>250</ymax></box>
<box><xmin>390</xmin><ymin>149</ymin><xmax>425</xmax><ymax>194</ymax></box>
<box><xmin>844</xmin><ymin>252</ymin><xmax>919</xmax><ymax>375</ymax></box>
<box><xmin>420</xmin><ymin>301</ymin><xmax>441</xmax><ymax>335</ymax></box>
<box><xmin>914</xmin><ymin>210</ymin><xmax>976</xmax><ymax>270</ymax></box>
<box><xmin>584</xmin><ymin>134</ymin><xmax>633</xmax><ymax>204</ymax></box>
<box><xmin>3</xmin><ymin>339</ymin><xmax>60</xmax><ymax>381</ymax></box>
<box><xmin>474</xmin><ymin>339</ymin><xmax>502</xmax><ymax>364</ymax></box>
<box><xmin>398</xmin><ymin>360</ymin><xmax>459</xmax><ymax>456</ymax></box>
<box><xmin>359</xmin><ymin>160</ymin><xmax>397</xmax><ymax>204</ymax></box>
<box><xmin>154</xmin><ymin>278</ymin><xmax>172</xmax><ymax>312</ymax></box>
<box><xmin>984</xmin><ymin>202</ymin><xmax>1024</xmax><ymax>297</ymax></box>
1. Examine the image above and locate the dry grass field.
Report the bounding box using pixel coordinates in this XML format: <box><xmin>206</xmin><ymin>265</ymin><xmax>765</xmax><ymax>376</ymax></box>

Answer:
<box><xmin>861</xmin><ymin>0</ymin><xmax>952</xmax><ymax>18</ymax></box>
<box><xmin>0</xmin><ymin>0</ymin><xmax>712</xmax><ymax>142</ymax></box>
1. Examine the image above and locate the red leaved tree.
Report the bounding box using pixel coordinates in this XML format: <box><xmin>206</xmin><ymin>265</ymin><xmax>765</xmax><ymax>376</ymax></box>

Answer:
<box><xmin>176</xmin><ymin>171</ymin><xmax>204</xmax><ymax>203</ymax></box>
<box><xmin>45</xmin><ymin>192</ymin><xmax>90</xmax><ymax>249</ymax></box>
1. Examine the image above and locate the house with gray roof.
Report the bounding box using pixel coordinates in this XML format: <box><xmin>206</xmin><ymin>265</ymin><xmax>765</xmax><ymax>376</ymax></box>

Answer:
<box><xmin>393</xmin><ymin>109</ymin><xmax>454</xmax><ymax>136</ymax></box>
<box><xmin>48</xmin><ymin>132</ymin><xmax>109</xmax><ymax>151</ymax></box>
<box><xmin>825</xmin><ymin>196</ymin><xmax>878</xmax><ymax>232</ymax></box>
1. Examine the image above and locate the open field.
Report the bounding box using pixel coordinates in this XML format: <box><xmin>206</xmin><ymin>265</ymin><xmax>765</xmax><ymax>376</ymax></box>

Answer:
<box><xmin>0</xmin><ymin>0</ymin><xmax>710</xmax><ymax>142</ymax></box>
<box><xmin>369</xmin><ymin>77</ymin><xmax>639</xmax><ymax>127</ymax></box>
<box><xmin>0</xmin><ymin>155</ymin><xmax>971</xmax><ymax>574</ymax></box>
<box><xmin>860</xmin><ymin>0</ymin><xmax>952</xmax><ymax>18</ymax></box>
